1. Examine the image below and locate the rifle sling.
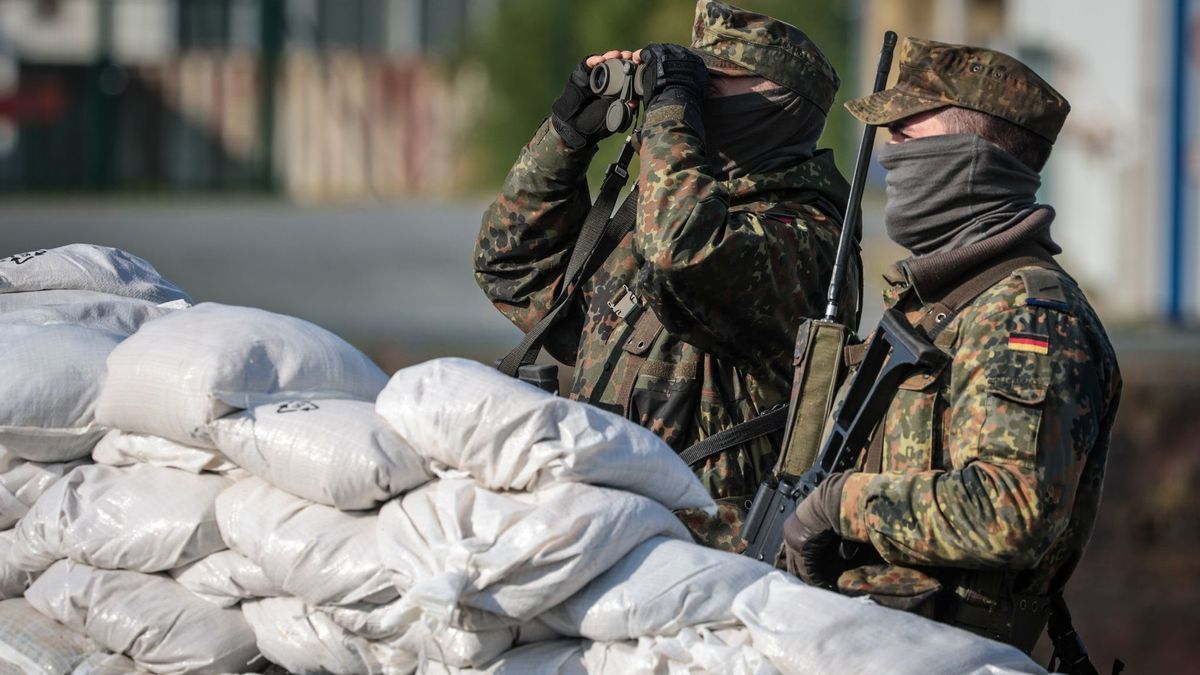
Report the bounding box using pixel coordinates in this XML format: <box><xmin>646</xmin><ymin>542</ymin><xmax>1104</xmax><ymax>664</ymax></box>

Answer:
<box><xmin>679</xmin><ymin>404</ymin><xmax>789</xmax><ymax>467</ymax></box>
<box><xmin>497</xmin><ymin>177</ymin><xmax>639</xmax><ymax>377</ymax></box>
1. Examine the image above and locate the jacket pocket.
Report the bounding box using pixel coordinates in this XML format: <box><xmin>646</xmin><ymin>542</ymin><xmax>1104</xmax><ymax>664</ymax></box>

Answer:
<box><xmin>979</xmin><ymin>349</ymin><xmax>1049</xmax><ymax>467</ymax></box>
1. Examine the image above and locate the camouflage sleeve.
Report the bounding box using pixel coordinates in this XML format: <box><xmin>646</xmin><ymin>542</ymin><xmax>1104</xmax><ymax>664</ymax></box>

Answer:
<box><xmin>838</xmin><ymin>304</ymin><xmax>1107</xmax><ymax>568</ymax></box>
<box><xmin>632</xmin><ymin>104</ymin><xmax>830</xmax><ymax>371</ymax></box>
<box><xmin>473</xmin><ymin>119</ymin><xmax>598</xmax><ymax>363</ymax></box>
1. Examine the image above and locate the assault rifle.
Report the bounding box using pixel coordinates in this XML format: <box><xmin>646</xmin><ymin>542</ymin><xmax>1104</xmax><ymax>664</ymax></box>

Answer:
<box><xmin>740</xmin><ymin>30</ymin><xmax>955</xmax><ymax>562</ymax></box>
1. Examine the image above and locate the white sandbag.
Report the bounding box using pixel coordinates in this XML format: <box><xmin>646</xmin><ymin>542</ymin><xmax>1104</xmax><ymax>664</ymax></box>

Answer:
<box><xmin>377</xmin><ymin>478</ymin><xmax>691</xmax><ymax>626</ymax></box>
<box><xmin>539</xmin><ymin>536</ymin><xmax>772</xmax><ymax>641</ymax></box>
<box><xmin>375</xmin><ymin>358</ymin><xmax>714</xmax><ymax>512</ymax></box>
<box><xmin>732</xmin><ymin>572</ymin><xmax>1047</xmax><ymax>675</ymax></box>
<box><xmin>11</xmin><ymin>464</ymin><xmax>229</xmax><ymax>574</ymax></box>
<box><xmin>0</xmin><ymin>289</ymin><xmax>181</xmax><ymax>336</ymax></box>
<box><xmin>68</xmin><ymin>651</ymin><xmax>141</xmax><ymax>675</ymax></box>
<box><xmin>0</xmin><ymin>245</ymin><xmax>191</xmax><ymax>304</ymax></box>
<box><xmin>92</xmin><ymin>430</ymin><xmax>243</xmax><ymax>477</ymax></box>
<box><xmin>209</xmin><ymin>399</ymin><xmax>431</xmax><ymax>510</ymax></box>
<box><xmin>216</xmin><ymin>477</ymin><xmax>395</xmax><ymax>607</ymax></box>
<box><xmin>245</xmin><ymin>597</ymin><xmax>520</xmax><ymax>675</ymax></box>
<box><xmin>170</xmin><ymin>550</ymin><xmax>281</xmax><ymax>609</ymax></box>
<box><xmin>0</xmin><ymin>530</ymin><xmax>39</xmax><ymax>600</ymax></box>
<box><xmin>0</xmin><ymin>597</ymin><xmax>99</xmax><ymax>675</ymax></box>
<box><xmin>24</xmin><ymin>560</ymin><xmax>259</xmax><ymax>674</ymax></box>
<box><xmin>580</xmin><ymin>626</ymin><xmax>776</xmax><ymax>675</ymax></box>
<box><xmin>0</xmin><ymin>452</ymin><xmax>89</xmax><ymax>529</ymax></box>
<box><xmin>243</xmin><ymin>597</ymin><xmax>379</xmax><ymax>675</ymax></box>
<box><xmin>328</xmin><ymin>600</ymin><xmax>559</xmax><ymax>670</ymax></box>
<box><xmin>0</xmin><ymin>323</ymin><xmax>121</xmax><ymax>462</ymax></box>
<box><xmin>422</xmin><ymin>640</ymin><xmax>587</xmax><ymax>675</ymax></box>
<box><xmin>95</xmin><ymin>303</ymin><xmax>389</xmax><ymax>447</ymax></box>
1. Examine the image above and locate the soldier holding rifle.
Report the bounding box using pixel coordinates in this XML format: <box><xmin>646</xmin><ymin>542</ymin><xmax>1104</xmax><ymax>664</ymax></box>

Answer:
<box><xmin>780</xmin><ymin>38</ymin><xmax>1122</xmax><ymax>663</ymax></box>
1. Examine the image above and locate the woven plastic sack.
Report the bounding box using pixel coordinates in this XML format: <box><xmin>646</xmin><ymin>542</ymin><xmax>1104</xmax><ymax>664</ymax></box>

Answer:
<box><xmin>91</xmin><ymin>430</ymin><xmax>242</xmax><ymax>476</ymax></box>
<box><xmin>210</xmin><ymin>398</ymin><xmax>430</xmax><ymax>510</ymax></box>
<box><xmin>0</xmin><ymin>245</ymin><xmax>190</xmax><ymax>304</ymax></box>
<box><xmin>24</xmin><ymin>560</ymin><xmax>259</xmax><ymax>674</ymax></box>
<box><xmin>539</xmin><ymin>536</ymin><xmax>772</xmax><ymax>641</ymax></box>
<box><xmin>0</xmin><ymin>451</ymin><xmax>89</xmax><ymax>529</ymax></box>
<box><xmin>10</xmin><ymin>464</ymin><xmax>230</xmax><ymax>574</ymax></box>
<box><xmin>0</xmin><ymin>323</ymin><xmax>121</xmax><ymax>462</ymax></box>
<box><xmin>66</xmin><ymin>651</ymin><xmax>141</xmax><ymax>675</ymax></box>
<box><xmin>243</xmin><ymin>597</ymin><xmax>379</xmax><ymax>675</ymax></box>
<box><xmin>580</xmin><ymin>626</ymin><xmax>776</xmax><ymax>675</ymax></box>
<box><xmin>422</xmin><ymin>640</ymin><xmax>587</xmax><ymax>675</ymax></box>
<box><xmin>376</xmin><ymin>478</ymin><xmax>690</xmax><ymax>627</ymax></box>
<box><xmin>170</xmin><ymin>550</ymin><xmax>281</xmax><ymax>609</ymax></box>
<box><xmin>246</xmin><ymin>597</ymin><xmax>525</xmax><ymax>673</ymax></box>
<box><xmin>732</xmin><ymin>572</ymin><xmax>1047</xmax><ymax>675</ymax></box>
<box><xmin>0</xmin><ymin>289</ymin><xmax>182</xmax><ymax>336</ymax></box>
<box><xmin>216</xmin><ymin>477</ymin><xmax>395</xmax><ymax>607</ymax></box>
<box><xmin>375</xmin><ymin>358</ymin><xmax>713</xmax><ymax>512</ymax></box>
<box><xmin>0</xmin><ymin>530</ymin><xmax>38</xmax><ymax>600</ymax></box>
<box><xmin>95</xmin><ymin>303</ymin><xmax>388</xmax><ymax>447</ymax></box>
<box><xmin>0</xmin><ymin>598</ymin><xmax>99</xmax><ymax>675</ymax></box>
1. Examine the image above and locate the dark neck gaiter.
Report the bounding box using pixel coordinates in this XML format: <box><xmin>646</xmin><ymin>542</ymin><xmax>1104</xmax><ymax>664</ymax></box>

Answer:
<box><xmin>878</xmin><ymin>134</ymin><xmax>1050</xmax><ymax>256</ymax></box>
<box><xmin>701</xmin><ymin>86</ymin><xmax>825</xmax><ymax>181</ymax></box>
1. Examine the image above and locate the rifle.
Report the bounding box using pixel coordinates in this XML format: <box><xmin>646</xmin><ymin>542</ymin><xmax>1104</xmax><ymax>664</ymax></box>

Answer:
<box><xmin>740</xmin><ymin>30</ymin><xmax>939</xmax><ymax>562</ymax></box>
<box><xmin>740</xmin><ymin>307</ymin><xmax>947</xmax><ymax>561</ymax></box>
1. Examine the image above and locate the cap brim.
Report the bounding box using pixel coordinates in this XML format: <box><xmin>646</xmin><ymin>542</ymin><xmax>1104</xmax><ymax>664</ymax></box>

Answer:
<box><xmin>844</xmin><ymin>87</ymin><xmax>949</xmax><ymax>127</ymax></box>
<box><xmin>690</xmin><ymin>49</ymin><xmax>755</xmax><ymax>77</ymax></box>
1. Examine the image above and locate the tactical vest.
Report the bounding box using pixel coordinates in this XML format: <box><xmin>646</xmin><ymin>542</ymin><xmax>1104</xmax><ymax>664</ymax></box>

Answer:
<box><xmin>842</xmin><ymin>243</ymin><xmax>1068</xmax><ymax>653</ymax></box>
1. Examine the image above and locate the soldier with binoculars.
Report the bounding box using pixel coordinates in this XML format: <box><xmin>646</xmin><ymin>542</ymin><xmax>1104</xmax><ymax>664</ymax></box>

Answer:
<box><xmin>474</xmin><ymin>0</ymin><xmax>859</xmax><ymax>547</ymax></box>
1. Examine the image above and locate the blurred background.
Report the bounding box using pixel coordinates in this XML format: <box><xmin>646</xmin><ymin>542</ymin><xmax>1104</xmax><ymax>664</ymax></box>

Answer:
<box><xmin>0</xmin><ymin>0</ymin><xmax>1196</xmax><ymax>669</ymax></box>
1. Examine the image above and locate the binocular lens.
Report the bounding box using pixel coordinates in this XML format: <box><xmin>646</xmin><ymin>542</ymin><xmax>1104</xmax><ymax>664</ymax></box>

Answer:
<box><xmin>589</xmin><ymin>60</ymin><xmax>628</xmax><ymax>97</ymax></box>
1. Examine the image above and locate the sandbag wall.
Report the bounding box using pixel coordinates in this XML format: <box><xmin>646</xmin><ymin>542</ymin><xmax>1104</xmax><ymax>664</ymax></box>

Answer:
<box><xmin>0</xmin><ymin>245</ymin><xmax>1051</xmax><ymax>675</ymax></box>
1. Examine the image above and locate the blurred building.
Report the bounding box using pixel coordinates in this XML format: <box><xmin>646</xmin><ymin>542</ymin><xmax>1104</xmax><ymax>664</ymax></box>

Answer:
<box><xmin>0</xmin><ymin>0</ymin><xmax>491</xmax><ymax>198</ymax></box>
<box><xmin>860</xmin><ymin>0</ymin><xmax>1199</xmax><ymax>323</ymax></box>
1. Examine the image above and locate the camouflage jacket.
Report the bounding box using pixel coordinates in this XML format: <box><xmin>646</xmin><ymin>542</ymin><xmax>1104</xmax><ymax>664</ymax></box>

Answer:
<box><xmin>836</xmin><ymin>237</ymin><xmax>1121</xmax><ymax>609</ymax></box>
<box><xmin>475</xmin><ymin>104</ymin><xmax>855</xmax><ymax>548</ymax></box>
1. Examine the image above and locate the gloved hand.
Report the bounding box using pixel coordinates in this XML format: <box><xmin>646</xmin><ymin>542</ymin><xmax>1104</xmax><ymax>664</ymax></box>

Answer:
<box><xmin>779</xmin><ymin>472</ymin><xmax>851</xmax><ymax>588</ymax></box>
<box><xmin>551</xmin><ymin>59</ymin><xmax>618</xmax><ymax>150</ymax></box>
<box><xmin>637</xmin><ymin>43</ymin><xmax>709</xmax><ymax>111</ymax></box>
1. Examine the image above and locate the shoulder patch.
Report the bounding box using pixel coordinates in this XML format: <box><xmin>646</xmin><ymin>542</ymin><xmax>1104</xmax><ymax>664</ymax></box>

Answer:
<box><xmin>1017</xmin><ymin>267</ymin><xmax>1071</xmax><ymax>312</ymax></box>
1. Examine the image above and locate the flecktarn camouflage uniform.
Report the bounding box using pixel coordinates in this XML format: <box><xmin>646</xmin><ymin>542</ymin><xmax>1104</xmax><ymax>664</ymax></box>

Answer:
<box><xmin>831</xmin><ymin>37</ymin><xmax>1122</xmax><ymax>645</ymax></box>
<box><xmin>474</xmin><ymin>1</ymin><xmax>857</xmax><ymax>550</ymax></box>
<box><xmin>836</xmin><ymin>265</ymin><xmax>1121</xmax><ymax>609</ymax></box>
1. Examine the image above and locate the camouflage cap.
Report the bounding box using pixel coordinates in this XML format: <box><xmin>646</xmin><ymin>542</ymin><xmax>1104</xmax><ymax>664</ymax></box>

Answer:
<box><xmin>689</xmin><ymin>0</ymin><xmax>839</xmax><ymax>114</ymax></box>
<box><xmin>845</xmin><ymin>37</ymin><xmax>1070</xmax><ymax>143</ymax></box>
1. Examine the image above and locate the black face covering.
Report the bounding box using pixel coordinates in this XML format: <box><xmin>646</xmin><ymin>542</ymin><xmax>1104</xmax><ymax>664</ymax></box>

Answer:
<box><xmin>701</xmin><ymin>86</ymin><xmax>826</xmax><ymax>181</ymax></box>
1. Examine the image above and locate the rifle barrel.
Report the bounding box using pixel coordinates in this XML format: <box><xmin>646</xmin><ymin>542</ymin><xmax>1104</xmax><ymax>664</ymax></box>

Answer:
<box><xmin>824</xmin><ymin>31</ymin><xmax>898</xmax><ymax>323</ymax></box>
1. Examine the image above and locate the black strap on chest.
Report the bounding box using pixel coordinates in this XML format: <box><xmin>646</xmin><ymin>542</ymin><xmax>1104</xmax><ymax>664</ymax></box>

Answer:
<box><xmin>678</xmin><ymin>404</ymin><xmax>789</xmax><ymax>467</ymax></box>
<box><xmin>497</xmin><ymin>135</ymin><xmax>639</xmax><ymax>378</ymax></box>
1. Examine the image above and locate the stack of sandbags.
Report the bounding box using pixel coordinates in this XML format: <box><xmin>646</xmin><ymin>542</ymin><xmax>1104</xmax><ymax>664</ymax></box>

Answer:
<box><xmin>0</xmin><ymin>245</ymin><xmax>192</xmax><ymax>603</ymax></box>
<box><xmin>346</xmin><ymin>358</ymin><xmax>765</xmax><ymax>672</ymax></box>
<box><xmin>0</xmin><ymin>244</ymin><xmax>1056</xmax><ymax>674</ymax></box>
<box><xmin>10</xmin><ymin>301</ymin><xmax>393</xmax><ymax>673</ymax></box>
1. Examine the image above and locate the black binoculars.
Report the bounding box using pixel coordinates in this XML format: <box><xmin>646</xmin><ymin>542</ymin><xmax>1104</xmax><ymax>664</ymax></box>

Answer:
<box><xmin>588</xmin><ymin>59</ymin><xmax>646</xmax><ymax>133</ymax></box>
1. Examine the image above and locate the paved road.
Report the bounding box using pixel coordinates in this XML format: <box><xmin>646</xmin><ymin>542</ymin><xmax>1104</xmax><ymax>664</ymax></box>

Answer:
<box><xmin>0</xmin><ymin>197</ymin><xmax>523</xmax><ymax>350</ymax></box>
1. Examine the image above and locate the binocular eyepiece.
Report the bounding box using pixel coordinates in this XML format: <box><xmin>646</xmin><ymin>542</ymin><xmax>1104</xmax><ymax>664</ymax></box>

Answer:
<box><xmin>588</xmin><ymin>59</ymin><xmax>646</xmax><ymax>134</ymax></box>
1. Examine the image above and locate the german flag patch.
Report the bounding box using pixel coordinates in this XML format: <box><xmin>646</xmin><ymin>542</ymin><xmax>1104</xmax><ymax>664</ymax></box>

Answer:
<box><xmin>1008</xmin><ymin>332</ymin><xmax>1049</xmax><ymax>354</ymax></box>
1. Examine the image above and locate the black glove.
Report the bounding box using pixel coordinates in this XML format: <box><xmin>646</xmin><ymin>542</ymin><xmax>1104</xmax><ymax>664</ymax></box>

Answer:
<box><xmin>780</xmin><ymin>472</ymin><xmax>851</xmax><ymax>588</ymax></box>
<box><xmin>637</xmin><ymin>43</ymin><xmax>709</xmax><ymax>111</ymax></box>
<box><xmin>551</xmin><ymin>59</ymin><xmax>618</xmax><ymax>150</ymax></box>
